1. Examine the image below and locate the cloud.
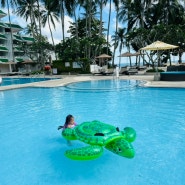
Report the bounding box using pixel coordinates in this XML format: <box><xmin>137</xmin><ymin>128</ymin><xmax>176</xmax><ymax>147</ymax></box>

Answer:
<box><xmin>103</xmin><ymin>2</ymin><xmax>115</xmax><ymax>14</ymax></box>
<box><xmin>2</xmin><ymin>8</ymin><xmax>73</xmax><ymax>44</ymax></box>
<box><xmin>40</xmin><ymin>15</ymin><xmax>73</xmax><ymax>44</ymax></box>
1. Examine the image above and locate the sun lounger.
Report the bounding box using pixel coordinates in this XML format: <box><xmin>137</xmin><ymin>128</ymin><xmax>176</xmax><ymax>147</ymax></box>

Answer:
<box><xmin>128</xmin><ymin>68</ymin><xmax>138</xmax><ymax>75</ymax></box>
<box><xmin>138</xmin><ymin>66</ymin><xmax>147</xmax><ymax>71</ymax></box>
<box><xmin>119</xmin><ymin>67</ymin><xmax>128</xmax><ymax>75</ymax></box>
<box><xmin>102</xmin><ymin>68</ymin><xmax>114</xmax><ymax>75</ymax></box>
<box><xmin>92</xmin><ymin>71</ymin><xmax>102</xmax><ymax>75</ymax></box>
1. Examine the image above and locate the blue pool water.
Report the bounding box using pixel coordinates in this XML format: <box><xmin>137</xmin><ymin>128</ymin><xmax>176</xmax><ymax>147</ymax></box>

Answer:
<box><xmin>0</xmin><ymin>79</ymin><xmax>185</xmax><ymax>185</ymax></box>
<box><xmin>0</xmin><ymin>77</ymin><xmax>57</xmax><ymax>86</ymax></box>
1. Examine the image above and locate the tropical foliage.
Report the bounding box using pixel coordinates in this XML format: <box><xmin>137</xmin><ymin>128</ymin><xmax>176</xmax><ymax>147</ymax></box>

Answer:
<box><xmin>1</xmin><ymin>0</ymin><xmax>185</xmax><ymax>71</ymax></box>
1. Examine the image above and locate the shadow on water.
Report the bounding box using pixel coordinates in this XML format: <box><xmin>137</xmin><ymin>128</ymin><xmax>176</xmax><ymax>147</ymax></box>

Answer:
<box><xmin>47</xmin><ymin>136</ymin><xmax>112</xmax><ymax>184</ymax></box>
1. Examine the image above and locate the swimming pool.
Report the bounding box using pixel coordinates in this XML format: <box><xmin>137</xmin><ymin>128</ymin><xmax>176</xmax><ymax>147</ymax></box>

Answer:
<box><xmin>0</xmin><ymin>79</ymin><xmax>185</xmax><ymax>185</ymax></box>
<box><xmin>0</xmin><ymin>77</ymin><xmax>58</xmax><ymax>86</ymax></box>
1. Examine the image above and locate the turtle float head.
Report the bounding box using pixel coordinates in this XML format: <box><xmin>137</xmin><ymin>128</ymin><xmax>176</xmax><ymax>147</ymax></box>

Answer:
<box><xmin>105</xmin><ymin>137</ymin><xmax>135</xmax><ymax>158</ymax></box>
<box><xmin>105</xmin><ymin>127</ymin><xmax>136</xmax><ymax>158</ymax></box>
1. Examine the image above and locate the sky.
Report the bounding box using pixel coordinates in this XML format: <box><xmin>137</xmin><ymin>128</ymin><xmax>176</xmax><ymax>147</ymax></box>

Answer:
<box><xmin>0</xmin><ymin>3</ymin><xmax>183</xmax><ymax>65</ymax></box>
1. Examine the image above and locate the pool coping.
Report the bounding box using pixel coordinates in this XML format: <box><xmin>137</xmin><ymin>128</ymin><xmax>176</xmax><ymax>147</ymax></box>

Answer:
<box><xmin>0</xmin><ymin>74</ymin><xmax>185</xmax><ymax>91</ymax></box>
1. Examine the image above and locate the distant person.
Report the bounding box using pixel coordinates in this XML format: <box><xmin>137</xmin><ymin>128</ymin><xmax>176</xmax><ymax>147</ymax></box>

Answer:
<box><xmin>58</xmin><ymin>114</ymin><xmax>77</xmax><ymax>146</ymax></box>
<box><xmin>58</xmin><ymin>114</ymin><xmax>77</xmax><ymax>130</ymax></box>
<box><xmin>0</xmin><ymin>76</ymin><xmax>2</xmax><ymax>85</ymax></box>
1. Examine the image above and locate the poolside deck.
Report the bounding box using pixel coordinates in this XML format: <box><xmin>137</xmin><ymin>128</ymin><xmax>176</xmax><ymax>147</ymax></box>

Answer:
<box><xmin>0</xmin><ymin>74</ymin><xmax>185</xmax><ymax>91</ymax></box>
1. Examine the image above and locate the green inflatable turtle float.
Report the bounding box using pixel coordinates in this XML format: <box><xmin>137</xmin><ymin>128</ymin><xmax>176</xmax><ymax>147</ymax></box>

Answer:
<box><xmin>61</xmin><ymin>120</ymin><xmax>136</xmax><ymax>160</ymax></box>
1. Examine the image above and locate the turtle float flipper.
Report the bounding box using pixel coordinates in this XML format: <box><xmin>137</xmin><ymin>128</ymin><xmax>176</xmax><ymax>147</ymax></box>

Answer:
<box><xmin>65</xmin><ymin>145</ymin><xmax>103</xmax><ymax>160</ymax></box>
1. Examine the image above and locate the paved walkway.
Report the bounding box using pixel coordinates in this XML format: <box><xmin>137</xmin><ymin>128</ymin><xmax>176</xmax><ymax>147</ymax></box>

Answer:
<box><xmin>0</xmin><ymin>74</ymin><xmax>185</xmax><ymax>91</ymax></box>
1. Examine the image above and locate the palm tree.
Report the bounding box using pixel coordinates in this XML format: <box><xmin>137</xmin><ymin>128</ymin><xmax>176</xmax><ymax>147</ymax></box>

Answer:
<box><xmin>15</xmin><ymin>0</ymin><xmax>38</xmax><ymax>38</ymax></box>
<box><xmin>78</xmin><ymin>0</ymin><xmax>98</xmax><ymax>59</ymax></box>
<box><xmin>41</xmin><ymin>0</ymin><xmax>60</xmax><ymax>59</ymax></box>
<box><xmin>98</xmin><ymin>0</ymin><xmax>107</xmax><ymax>37</ymax></box>
<box><xmin>119</xmin><ymin>0</ymin><xmax>146</xmax><ymax>30</ymax></box>
<box><xmin>112</xmin><ymin>27</ymin><xmax>126</xmax><ymax>68</ymax></box>
<box><xmin>52</xmin><ymin>0</ymin><xmax>75</xmax><ymax>41</ymax></box>
<box><xmin>111</xmin><ymin>0</ymin><xmax>120</xmax><ymax>66</ymax></box>
<box><xmin>36</xmin><ymin>0</ymin><xmax>42</xmax><ymax>36</ymax></box>
<box><xmin>158</xmin><ymin>0</ymin><xmax>182</xmax><ymax>25</ymax></box>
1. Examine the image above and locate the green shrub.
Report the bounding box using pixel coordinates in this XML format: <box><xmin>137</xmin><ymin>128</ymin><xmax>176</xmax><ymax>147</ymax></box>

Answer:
<box><xmin>53</xmin><ymin>59</ymin><xmax>90</xmax><ymax>74</ymax></box>
<box><xmin>31</xmin><ymin>70</ymin><xmax>44</xmax><ymax>75</ymax></box>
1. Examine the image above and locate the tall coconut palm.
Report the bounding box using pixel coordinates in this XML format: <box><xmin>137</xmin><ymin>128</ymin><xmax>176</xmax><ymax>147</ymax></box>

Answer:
<box><xmin>112</xmin><ymin>27</ymin><xmax>126</xmax><ymax>68</ymax></box>
<box><xmin>106</xmin><ymin>0</ymin><xmax>112</xmax><ymax>54</ymax></box>
<box><xmin>78</xmin><ymin>0</ymin><xmax>98</xmax><ymax>59</ymax></box>
<box><xmin>111</xmin><ymin>0</ymin><xmax>120</xmax><ymax>65</ymax></box>
<box><xmin>119</xmin><ymin>0</ymin><xmax>145</xmax><ymax>30</ymax></box>
<box><xmin>52</xmin><ymin>0</ymin><xmax>75</xmax><ymax>41</ymax></box>
<box><xmin>41</xmin><ymin>0</ymin><xmax>60</xmax><ymax>59</ymax></box>
<box><xmin>97</xmin><ymin>0</ymin><xmax>107</xmax><ymax>37</ymax></box>
<box><xmin>158</xmin><ymin>0</ymin><xmax>182</xmax><ymax>25</ymax></box>
<box><xmin>35</xmin><ymin>0</ymin><xmax>42</xmax><ymax>39</ymax></box>
<box><xmin>15</xmin><ymin>0</ymin><xmax>38</xmax><ymax>38</ymax></box>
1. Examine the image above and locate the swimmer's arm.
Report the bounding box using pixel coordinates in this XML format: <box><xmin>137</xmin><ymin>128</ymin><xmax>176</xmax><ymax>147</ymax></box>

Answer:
<box><xmin>58</xmin><ymin>126</ymin><xmax>64</xmax><ymax>130</ymax></box>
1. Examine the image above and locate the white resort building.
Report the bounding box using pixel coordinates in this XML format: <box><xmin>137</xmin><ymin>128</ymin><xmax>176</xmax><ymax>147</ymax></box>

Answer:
<box><xmin>0</xmin><ymin>10</ymin><xmax>35</xmax><ymax>74</ymax></box>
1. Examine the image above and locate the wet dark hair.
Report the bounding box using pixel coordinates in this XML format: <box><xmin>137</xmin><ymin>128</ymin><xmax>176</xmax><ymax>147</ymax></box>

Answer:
<box><xmin>64</xmin><ymin>114</ymin><xmax>74</xmax><ymax>128</ymax></box>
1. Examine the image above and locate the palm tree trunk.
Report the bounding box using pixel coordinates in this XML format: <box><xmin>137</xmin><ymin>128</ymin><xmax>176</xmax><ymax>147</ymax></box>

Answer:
<box><xmin>106</xmin><ymin>0</ymin><xmax>111</xmax><ymax>54</ymax></box>
<box><xmin>99</xmin><ymin>0</ymin><xmax>103</xmax><ymax>37</ymax></box>
<box><xmin>61</xmin><ymin>2</ymin><xmax>65</xmax><ymax>41</ymax></box>
<box><xmin>88</xmin><ymin>0</ymin><xmax>92</xmax><ymax>60</ymax></box>
<box><xmin>36</xmin><ymin>0</ymin><xmax>44</xmax><ymax>67</ymax></box>
<box><xmin>112</xmin><ymin>11</ymin><xmax>118</xmax><ymax>66</ymax></box>
<box><xmin>48</xmin><ymin>19</ymin><xmax>57</xmax><ymax>60</ymax></box>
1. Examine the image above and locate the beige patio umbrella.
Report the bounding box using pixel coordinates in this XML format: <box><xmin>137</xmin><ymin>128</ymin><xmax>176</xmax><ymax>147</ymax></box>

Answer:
<box><xmin>140</xmin><ymin>40</ymin><xmax>179</xmax><ymax>80</ymax></box>
<box><xmin>140</xmin><ymin>40</ymin><xmax>178</xmax><ymax>51</ymax></box>
<box><xmin>95</xmin><ymin>54</ymin><xmax>112</xmax><ymax>58</ymax></box>
<box><xmin>118</xmin><ymin>52</ymin><xmax>133</xmax><ymax>57</ymax></box>
<box><xmin>95</xmin><ymin>54</ymin><xmax>112</xmax><ymax>66</ymax></box>
<box><xmin>118</xmin><ymin>52</ymin><xmax>133</xmax><ymax>67</ymax></box>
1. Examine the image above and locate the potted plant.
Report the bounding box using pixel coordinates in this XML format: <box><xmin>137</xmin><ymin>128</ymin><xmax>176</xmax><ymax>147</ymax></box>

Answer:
<box><xmin>44</xmin><ymin>65</ymin><xmax>51</xmax><ymax>75</ymax></box>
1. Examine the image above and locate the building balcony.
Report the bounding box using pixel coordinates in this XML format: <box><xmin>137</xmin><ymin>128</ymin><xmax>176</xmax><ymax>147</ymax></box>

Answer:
<box><xmin>14</xmin><ymin>46</ymin><xmax>24</xmax><ymax>52</ymax></box>
<box><xmin>15</xmin><ymin>57</ymin><xmax>24</xmax><ymax>63</ymax></box>
<box><xmin>22</xmin><ymin>36</ymin><xmax>34</xmax><ymax>43</ymax></box>
<box><xmin>0</xmin><ymin>33</ymin><xmax>7</xmax><ymax>40</ymax></box>
<box><xmin>13</xmin><ymin>34</ymin><xmax>23</xmax><ymax>42</ymax></box>
<box><xmin>0</xmin><ymin>10</ymin><xmax>7</xmax><ymax>18</ymax></box>
<box><xmin>5</xmin><ymin>23</ymin><xmax>23</xmax><ymax>32</ymax></box>
<box><xmin>0</xmin><ymin>57</ymin><xmax>8</xmax><ymax>63</ymax></box>
<box><xmin>0</xmin><ymin>22</ymin><xmax>8</xmax><ymax>28</ymax></box>
<box><xmin>0</xmin><ymin>45</ymin><xmax>8</xmax><ymax>51</ymax></box>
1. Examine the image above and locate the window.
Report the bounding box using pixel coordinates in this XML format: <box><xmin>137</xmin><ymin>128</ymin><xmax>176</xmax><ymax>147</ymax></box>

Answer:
<box><xmin>65</xmin><ymin>62</ymin><xmax>70</xmax><ymax>67</ymax></box>
<box><xmin>73</xmin><ymin>62</ymin><xmax>81</xmax><ymax>68</ymax></box>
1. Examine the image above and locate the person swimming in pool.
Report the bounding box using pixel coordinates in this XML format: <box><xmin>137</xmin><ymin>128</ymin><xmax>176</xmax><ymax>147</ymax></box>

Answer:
<box><xmin>58</xmin><ymin>114</ymin><xmax>77</xmax><ymax>130</ymax></box>
<box><xmin>58</xmin><ymin>114</ymin><xmax>77</xmax><ymax>146</ymax></box>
